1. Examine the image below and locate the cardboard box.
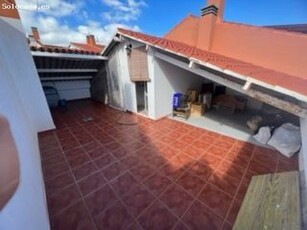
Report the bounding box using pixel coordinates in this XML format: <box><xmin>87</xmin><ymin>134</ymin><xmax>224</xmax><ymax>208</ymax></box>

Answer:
<box><xmin>187</xmin><ymin>90</ymin><xmax>198</xmax><ymax>102</ymax></box>
<box><xmin>191</xmin><ymin>103</ymin><xmax>205</xmax><ymax>117</ymax></box>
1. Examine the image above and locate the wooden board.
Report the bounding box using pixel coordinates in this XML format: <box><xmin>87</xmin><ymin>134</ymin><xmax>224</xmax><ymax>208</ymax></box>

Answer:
<box><xmin>233</xmin><ymin>171</ymin><xmax>301</xmax><ymax>230</ymax></box>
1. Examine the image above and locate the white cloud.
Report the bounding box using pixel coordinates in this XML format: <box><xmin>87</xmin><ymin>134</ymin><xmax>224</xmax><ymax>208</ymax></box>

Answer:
<box><xmin>102</xmin><ymin>0</ymin><xmax>147</xmax><ymax>22</ymax></box>
<box><xmin>15</xmin><ymin>0</ymin><xmax>142</xmax><ymax>46</ymax></box>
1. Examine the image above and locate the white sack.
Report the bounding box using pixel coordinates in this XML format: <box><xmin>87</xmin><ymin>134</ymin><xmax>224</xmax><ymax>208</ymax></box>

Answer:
<box><xmin>267</xmin><ymin>123</ymin><xmax>301</xmax><ymax>158</ymax></box>
<box><xmin>253</xmin><ymin>126</ymin><xmax>271</xmax><ymax>144</ymax></box>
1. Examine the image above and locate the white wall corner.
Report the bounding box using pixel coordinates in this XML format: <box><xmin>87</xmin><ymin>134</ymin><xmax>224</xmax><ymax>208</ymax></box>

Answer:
<box><xmin>147</xmin><ymin>46</ymin><xmax>156</xmax><ymax>118</ymax></box>
<box><xmin>300</xmin><ymin>118</ymin><xmax>307</xmax><ymax>173</ymax></box>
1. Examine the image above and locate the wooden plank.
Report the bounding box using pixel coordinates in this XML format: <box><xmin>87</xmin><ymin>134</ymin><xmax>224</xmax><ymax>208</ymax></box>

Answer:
<box><xmin>233</xmin><ymin>171</ymin><xmax>301</xmax><ymax>230</ymax></box>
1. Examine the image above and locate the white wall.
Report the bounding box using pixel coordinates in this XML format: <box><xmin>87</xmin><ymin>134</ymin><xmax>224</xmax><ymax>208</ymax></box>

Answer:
<box><xmin>300</xmin><ymin>118</ymin><xmax>307</xmax><ymax>185</ymax></box>
<box><xmin>153</xmin><ymin>58</ymin><xmax>204</xmax><ymax>119</ymax></box>
<box><xmin>106</xmin><ymin>46</ymin><xmax>125</xmax><ymax>109</ymax></box>
<box><xmin>42</xmin><ymin>80</ymin><xmax>91</xmax><ymax>101</ymax></box>
<box><xmin>0</xmin><ymin>18</ymin><xmax>52</xmax><ymax>230</ymax></box>
<box><xmin>117</xmin><ymin>43</ymin><xmax>137</xmax><ymax>112</ymax></box>
<box><xmin>146</xmin><ymin>47</ymin><xmax>155</xmax><ymax>119</ymax></box>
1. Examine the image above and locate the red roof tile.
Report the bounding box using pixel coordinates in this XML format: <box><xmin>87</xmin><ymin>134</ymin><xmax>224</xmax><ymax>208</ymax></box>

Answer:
<box><xmin>117</xmin><ymin>28</ymin><xmax>307</xmax><ymax>97</ymax></box>
<box><xmin>30</xmin><ymin>45</ymin><xmax>101</xmax><ymax>56</ymax></box>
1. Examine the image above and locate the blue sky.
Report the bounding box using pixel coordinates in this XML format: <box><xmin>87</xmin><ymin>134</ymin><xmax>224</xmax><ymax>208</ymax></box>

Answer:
<box><xmin>16</xmin><ymin>0</ymin><xmax>307</xmax><ymax>45</ymax></box>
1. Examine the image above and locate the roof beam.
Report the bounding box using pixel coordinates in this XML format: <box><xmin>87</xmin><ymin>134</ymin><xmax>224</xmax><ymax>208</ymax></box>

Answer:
<box><xmin>31</xmin><ymin>51</ymin><xmax>108</xmax><ymax>60</ymax></box>
<box><xmin>155</xmin><ymin>51</ymin><xmax>307</xmax><ymax>118</ymax></box>
<box><xmin>40</xmin><ymin>76</ymin><xmax>93</xmax><ymax>81</ymax></box>
<box><xmin>242</xmin><ymin>81</ymin><xmax>252</xmax><ymax>90</ymax></box>
<box><xmin>37</xmin><ymin>69</ymin><xmax>98</xmax><ymax>73</ymax></box>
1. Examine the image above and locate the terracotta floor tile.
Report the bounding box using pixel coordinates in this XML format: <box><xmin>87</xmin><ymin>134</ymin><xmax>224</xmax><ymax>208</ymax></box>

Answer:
<box><xmin>51</xmin><ymin>201</ymin><xmax>93</xmax><ymax>230</ymax></box>
<box><xmin>176</xmin><ymin>170</ymin><xmax>206</xmax><ymax>197</ymax></box>
<box><xmin>121</xmin><ymin>185</ymin><xmax>156</xmax><ymax>218</ymax></box>
<box><xmin>143</xmin><ymin>155</ymin><xmax>168</xmax><ymax>169</ymax></box>
<box><xmin>205</xmin><ymin>145</ymin><xmax>228</xmax><ymax>159</ymax></box>
<box><xmin>77</xmin><ymin>171</ymin><xmax>107</xmax><ymax>197</ymax></box>
<box><xmin>188</xmin><ymin>161</ymin><xmax>212</xmax><ymax>182</ymax></box>
<box><xmin>247</xmin><ymin>158</ymin><xmax>276</xmax><ymax>174</ymax></box>
<box><xmin>39</xmin><ymin>100</ymin><xmax>299</xmax><ymax>229</ymax></box>
<box><xmin>72</xmin><ymin>161</ymin><xmax>98</xmax><ymax>181</ymax></box>
<box><xmin>40</xmin><ymin>146</ymin><xmax>62</xmax><ymax>161</ymax></box>
<box><xmin>129</xmin><ymin>163</ymin><xmax>155</xmax><ymax>181</ymax></box>
<box><xmin>190</xmin><ymin>139</ymin><xmax>212</xmax><ymax>150</ymax></box>
<box><xmin>43</xmin><ymin>161</ymin><xmax>70</xmax><ymax>181</ymax></box>
<box><xmin>182</xmin><ymin>146</ymin><xmax>206</xmax><ymax>160</ymax></box>
<box><xmin>66</xmin><ymin>153</ymin><xmax>91</xmax><ymax>169</ymax></box>
<box><xmin>158</xmin><ymin>162</ymin><xmax>185</xmax><ymax>181</ymax></box>
<box><xmin>142</xmin><ymin>172</ymin><xmax>172</xmax><ymax>197</ymax></box>
<box><xmin>221</xmin><ymin>221</ymin><xmax>233</xmax><ymax>230</ymax></box>
<box><xmin>277</xmin><ymin>158</ymin><xmax>298</xmax><ymax>172</ymax></box>
<box><xmin>87</xmin><ymin>147</ymin><xmax>109</xmax><ymax>160</ymax></box>
<box><xmin>212</xmin><ymin>140</ymin><xmax>235</xmax><ymax>150</ymax></box>
<box><xmin>43</xmin><ymin>154</ymin><xmax>66</xmax><ymax>167</ymax></box>
<box><xmin>197</xmin><ymin>183</ymin><xmax>233</xmax><ymax>218</ymax></box>
<box><xmin>84</xmin><ymin>184</ymin><xmax>118</xmax><ymax>217</ymax></box>
<box><xmin>226</xmin><ymin>198</ymin><xmax>242</xmax><ymax>224</ymax></box>
<box><xmin>173</xmin><ymin>221</ymin><xmax>191</xmax><ymax>230</ymax></box>
<box><xmin>45</xmin><ymin>172</ymin><xmax>75</xmax><ymax>196</ymax></box>
<box><xmin>120</xmin><ymin>155</ymin><xmax>141</xmax><ymax>170</ymax></box>
<box><xmin>160</xmin><ymin>183</ymin><xmax>194</xmax><ymax>218</ymax></box>
<box><xmin>109</xmin><ymin>172</ymin><xmax>139</xmax><ymax>198</ymax></box>
<box><xmin>94</xmin><ymin>201</ymin><xmax>134</xmax><ymax>230</ymax></box>
<box><xmin>236</xmin><ymin>179</ymin><xmax>251</xmax><ymax>202</ymax></box>
<box><xmin>226</xmin><ymin>149</ymin><xmax>253</xmax><ymax>167</ymax></box>
<box><xmin>103</xmin><ymin>140</ymin><xmax>123</xmax><ymax>152</ymax></box>
<box><xmin>64</xmin><ymin>146</ymin><xmax>85</xmax><ymax>158</ymax></box>
<box><xmin>48</xmin><ymin>184</ymin><xmax>81</xmax><ymax>217</ymax></box>
<box><xmin>111</xmin><ymin>146</ymin><xmax>130</xmax><ymax>160</ymax></box>
<box><xmin>217</xmin><ymin>160</ymin><xmax>246</xmax><ymax>180</ymax></box>
<box><xmin>101</xmin><ymin>161</ymin><xmax>126</xmax><ymax>181</ymax></box>
<box><xmin>82</xmin><ymin>140</ymin><xmax>102</xmax><ymax>152</ymax></box>
<box><xmin>182</xmin><ymin>200</ymin><xmax>224</xmax><ymax>230</ymax></box>
<box><xmin>209</xmin><ymin>171</ymin><xmax>241</xmax><ymax>196</ymax></box>
<box><xmin>138</xmin><ymin>200</ymin><xmax>179</xmax><ymax>230</ymax></box>
<box><xmin>94</xmin><ymin>154</ymin><xmax>117</xmax><ymax>169</ymax></box>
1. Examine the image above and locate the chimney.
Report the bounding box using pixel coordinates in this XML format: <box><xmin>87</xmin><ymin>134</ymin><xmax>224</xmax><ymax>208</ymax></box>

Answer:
<box><xmin>31</xmin><ymin>27</ymin><xmax>40</xmax><ymax>41</ymax></box>
<box><xmin>207</xmin><ymin>0</ymin><xmax>224</xmax><ymax>21</ymax></box>
<box><xmin>86</xmin><ymin>35</ymin><xmax>96</xmax><ymax>46</ymax></box>
<box><xmin>197</xmin><ymin>0</ymin><xmax>224</xmax><ymax>51</ymax></box>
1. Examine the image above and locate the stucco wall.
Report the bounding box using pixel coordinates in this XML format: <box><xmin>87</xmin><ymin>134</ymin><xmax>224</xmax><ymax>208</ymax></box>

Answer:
<box><xmin>106</xmin><ymin>47</ymin><xmax>125</xmax><ymax>109</ymax></box>
<box><xmin>0</xmin><ymin>18</ymin><xmax>52</xmax><ymax>230</ymax></box>
<box><xmin>153</xmin><ymin>58</ymin><xmax>205</xmax><ymax>119</ymax></box>
<box><xmin>212</xmin><ymin>22</ymin><xmax>307</xmax><ymax>78</ymax></box>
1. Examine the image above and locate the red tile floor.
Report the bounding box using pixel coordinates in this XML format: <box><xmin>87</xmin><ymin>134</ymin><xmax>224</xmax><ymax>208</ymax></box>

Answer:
<box><xmin>39</xmin><ymin>100</ymin><xmax>298</xmax><ymax>230</ymax></box>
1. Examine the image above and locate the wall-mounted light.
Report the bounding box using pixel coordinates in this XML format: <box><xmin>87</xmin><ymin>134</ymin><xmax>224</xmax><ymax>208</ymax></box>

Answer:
<box><xmin>125</xmin><ymin>44</ymin><xmax>132</xmax><ymax>55</ymax></box>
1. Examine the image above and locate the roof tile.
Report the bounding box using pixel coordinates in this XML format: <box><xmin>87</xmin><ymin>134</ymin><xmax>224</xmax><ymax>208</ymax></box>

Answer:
<box><xmin>117</xmin><ymin>28</ymin><xmax>307</xmax><ymax>96</ymax></box>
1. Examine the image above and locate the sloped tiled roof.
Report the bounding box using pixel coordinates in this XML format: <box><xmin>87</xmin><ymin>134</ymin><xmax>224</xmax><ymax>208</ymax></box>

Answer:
<box><xmin>70</xmin><ymin>42</ymin><xmax>105</xmax><ymax>53</ymax></box>
<box><xmin>117</xmin><ymin>28</ymin><xmax>307</xmax><ymax>97</ymax></box>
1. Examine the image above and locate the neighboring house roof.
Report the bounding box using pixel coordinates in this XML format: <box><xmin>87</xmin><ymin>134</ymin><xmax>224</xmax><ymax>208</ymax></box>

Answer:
<box><xmin>265</xmin><ymin>24</ymin><xmax>307</xmax><ymax>34</ymax></box>
<box><xmin>116</xmin><ymin>28</ymin><xmax>307</xmax><ymax>97</ymax></box>
<box><xmin>164</xmin><ymin>15</ymin><xmax>307</xmax><ymax>79</ymax></box>
<box><xmin>28</xmin><ymin>27</ymin><xmax>104</xmax><ymax>56</ymax></box>
<box><xmin>30</xmin><ymin>45</ymin><xmax>101</xmax><ymax>55</ymax></box>
<box><xmin>70</xmin><ymin>42</ymin><xmax>104</xmax><ymax>53</ymax></box>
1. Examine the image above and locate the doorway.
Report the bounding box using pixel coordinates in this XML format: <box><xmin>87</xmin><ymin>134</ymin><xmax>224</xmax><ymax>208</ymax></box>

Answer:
<box><xmin>135</xmin><ymin>81</ymin><xmax>148</xmax><ymax>115</ymax></box>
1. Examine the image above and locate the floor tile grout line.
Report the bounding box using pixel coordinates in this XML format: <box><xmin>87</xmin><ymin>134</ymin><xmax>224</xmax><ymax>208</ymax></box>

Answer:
<box><xmin>221</xmin><ymin>143</ymin><xmax>257</xmax><ymax>229</ymax></box>
<box><xmin>54</xmin><ymin>127</ymin><xmax>99</xmax><ymax>230</ymax></box>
